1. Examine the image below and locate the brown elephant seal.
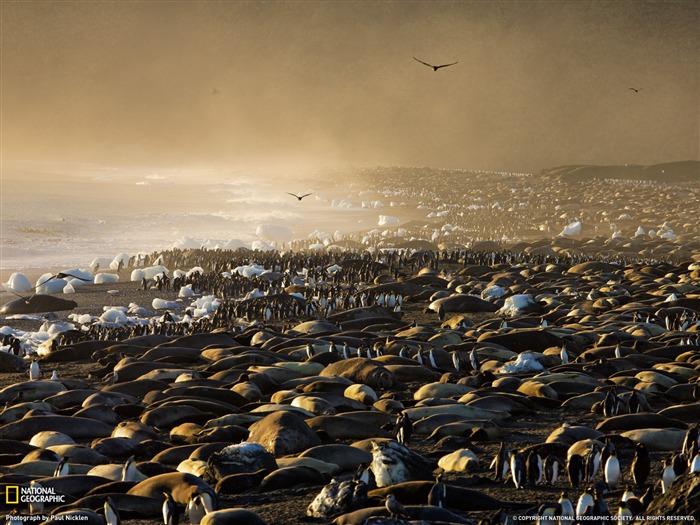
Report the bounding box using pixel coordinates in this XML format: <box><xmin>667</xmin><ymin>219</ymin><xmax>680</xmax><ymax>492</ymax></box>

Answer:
<box><xmin>0</xmin><ymin>415</ymin><xmax>113</xmax><ymax>440</ymax></box>
<box><xmin>0</xmin><ymin>380</ymin><xmax>67</xmax><ymax>403</ymax></box>
<box><xmin>299</xmin><ymin>444</ymin><xmax>372</xmax><ymax>471</ymax></box>
<box><xmin>247</xmin><ymin>411</ymin><xmax>321</xmax><ymax>456</ymax></box>
<box><xmin>367</xmin><ymin>480</ymin><xmax>527</xmax><ymax>510</ymax></box>
<box><xmin>127</xmin><ymin>471</ymin><xmax>215</xmax><ymax>508</ymax></box>
<box><xmin>51</xmin><ymin>493</ymin><xmax>163</xmax><ymax>519</ymax></box>
<box><xmin>111</xmin><ymin>421</ymin><xmax>160</xmax><ymax>441</ymax></box>
<box><xmin>620</xmin><ymin>428</ymin><xmax>687</xmax><ymax>451</ymax></box>
<box><xmin>200</xmin><ymin>509</ymin><xmax>268</xmax><ymax>525</ymax></box>
<box><xmin>306</xmin><ymin>415</ymin><xmax>392</xmax><ymax>441</ymax></box>
<box><xmin>320</xmin><ymin>358</ymin><xmax>395</xmax><ymax>389</ymax></box>
<box><xmin>0</xmin><ymin>294</ymin><xmax>77</xmax><ymax>314</ymax></box>
<box><xmin>596</xmin><ymin>413</ymin><xmax>687</xmax><ymax>432</ymax></box>
<box><xmin>214</xmin><ymin>468</ymin><xmax>270</xmax><ymax>495</ymax></box>
<box><xmin>259</xmin><ymin>465</ymin><xmax>329</xmax><ymax>491</ymax></box>
<box><xmin>545</xmin><ymin>424</ymin><xmax>604</xmax><ymax>446</ymax></box>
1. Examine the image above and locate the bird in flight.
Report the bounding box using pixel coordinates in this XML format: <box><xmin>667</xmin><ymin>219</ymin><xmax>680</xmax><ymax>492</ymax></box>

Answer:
<box><xmin>287</xmin><ymin>192</ymin><xmax>313</xmax><ymax>201</ymax></box>
<box><xmin>5</xmin><ymin>272</ymin><xmax>92</xmax><ymax>304</ymax></box>
<box><xmin>413</xmin><ymin>57</ymin><xmax>459</xmax><ymax>71</ymax></box>
<box><xmin>628</xmin><ymin>87</ymin><xmax>642</xmax><ymax>92</ymax></box>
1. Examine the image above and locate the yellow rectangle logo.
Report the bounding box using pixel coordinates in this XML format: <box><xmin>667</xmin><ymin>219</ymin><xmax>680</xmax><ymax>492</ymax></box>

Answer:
<box><xmin>5</xmin><ymin>485</ymin><xmax>19</xmax><ymax>504</ymax></box>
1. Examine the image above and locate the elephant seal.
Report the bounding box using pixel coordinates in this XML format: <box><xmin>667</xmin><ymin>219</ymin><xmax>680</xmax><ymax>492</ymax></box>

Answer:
<box><xmin>201</xmin><ymin>509</ymin><xmax>268</xmax><ymax>525</ymax></box>
<box><xmin>127</xmin><ymin>471</ymin><xmax>216</xmax><ymax>508</ymax></box>
<box><xmin>320</xmin><ymin>358</ymin><xmax>395</xmax><ymax>389</ymax></box>
<box><xmin>596</xmin><ymin>413</ymin><xmax>687</xmax><ymax>432</ymax></box>
<box><xmin>0</xmin><ymin>415</ymin><xmax>113</xmax><ymax>440</ymax></box>
<box><xmin>214</xmin><ymin>469</ymin><xmax>271</xmax><ymax>495</ymax></box>
<box><xmin>620</xmin><ymin>428</ymin><xmax>687</xmax><ymax>451</ymax></box>
<box><xmin>259</xmin><ymin>465</ymin><xmax>328</xmax><ymax>491</ymax></box>
<box><xmin>0</xmin><ymin>294</ymin><xmax>78</xmax><ymax>314</ymax></box>
<box><xmin>247</xmin><ymin>411</ymin><xmax>321</xmax><ymax>456</ymax></box>
<box><xmin>299</xmin><ymin>444</ymin><xmax>372</xmax><ymax>471</ymax></box>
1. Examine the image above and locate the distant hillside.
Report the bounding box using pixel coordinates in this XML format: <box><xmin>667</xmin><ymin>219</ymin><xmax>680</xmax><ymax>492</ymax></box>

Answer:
<box><xmin>538</xmin><ymin>160</ymin><xmax>699</xmax><ymax>183</ymax></box>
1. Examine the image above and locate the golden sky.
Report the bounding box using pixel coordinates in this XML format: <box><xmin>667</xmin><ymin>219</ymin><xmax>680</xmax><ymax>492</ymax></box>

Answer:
<box><xmin>2</xmin><ymin>1</ymin><xmax>698</xmax><ymax>171</ymax></box>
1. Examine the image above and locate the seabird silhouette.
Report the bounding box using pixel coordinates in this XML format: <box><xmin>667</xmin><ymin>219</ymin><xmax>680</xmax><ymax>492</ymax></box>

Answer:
<box><xmin>6</xmin><ymin>272</ymin><xmax>94</xmax><ymax>305</ymax></box>
<box><xmin>287</xmin><ymin>192</ymin><xmax>313</xmax><ymax>201</ymax></box>
<box><xmin>414</xmin><ymin>56</ymin><xmax>459</xmax><ymax>71</ymax></box>
<box><xmin>628</xmin><ymin>87</ymin><xmax>642</xmax><ymax>92</ymax></box>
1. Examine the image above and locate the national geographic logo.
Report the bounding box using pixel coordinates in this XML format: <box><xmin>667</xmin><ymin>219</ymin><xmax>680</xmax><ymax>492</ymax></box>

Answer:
<box><xmin>4</xmin><ymin>485</ymin><xmax>66</xmax><ymax>505</ymax></box>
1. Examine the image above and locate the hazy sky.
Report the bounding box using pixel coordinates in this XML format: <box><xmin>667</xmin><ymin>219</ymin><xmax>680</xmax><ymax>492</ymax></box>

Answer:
<box><xmin>2</xmin><ymin>1</ymin><xmax>698</xmax><ymax>172</ymax></box>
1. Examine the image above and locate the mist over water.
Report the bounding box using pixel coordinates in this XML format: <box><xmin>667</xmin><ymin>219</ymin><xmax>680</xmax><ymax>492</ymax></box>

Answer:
<box><xmin>0</xmin><ymin>160</ymin><xmax>384</xmax><ymax>271</ymax></box>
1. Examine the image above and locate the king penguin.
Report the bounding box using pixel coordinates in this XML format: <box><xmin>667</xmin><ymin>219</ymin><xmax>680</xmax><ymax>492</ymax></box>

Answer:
<box><xmin>604</xmin><ymin>449</ymin><xmax>621</xmax><ymax>490</ymax></box>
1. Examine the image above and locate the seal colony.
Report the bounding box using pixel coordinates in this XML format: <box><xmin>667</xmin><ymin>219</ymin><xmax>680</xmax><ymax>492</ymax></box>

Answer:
<box><xmin>1</xmin><ymin>165</ymin><xmax>700</xmax><ymax>525</ymax></box>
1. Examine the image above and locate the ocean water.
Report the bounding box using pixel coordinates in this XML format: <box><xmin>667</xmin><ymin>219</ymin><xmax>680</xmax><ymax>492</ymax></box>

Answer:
<box><xmin>0</xmin><ymin>161</ymin><xmax>383</xmax><ymax>272</ymax></box>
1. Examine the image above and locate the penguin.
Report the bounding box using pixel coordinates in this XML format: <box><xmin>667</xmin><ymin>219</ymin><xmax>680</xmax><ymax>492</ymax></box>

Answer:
<box><xmin>536</xmin><ymin>503</ymin><xmax>561</xmax><ymax>525</ymax></box>
<box><xmin>163</xmin><ymin>491</ymin><xmax>179</xmax><ymax>525</ymax></box>
<box><xmin>399</xmin><ymin>345</ymin><xmax>409</xmax><ymax>358</ymax></box>
<box><xmin>121</xmin><ymin>456</ymin><xmax>138</xmax><ymax>482</ymax></box>
<box><xmin>601</xmin><ymin>439</ymin><xmax>616</xmax><ymax>467</ymax></box>
<box><xmin>603</xmin><ymin>388</ymin><xmax>620</xmax><ymax>417</ymax></box>
<box><xmin>621</xmin><ymin>486</ymin><xmax>636</xmax><ymax>502</ymax></box>
<box><xmin>672</xmin><ymin>453</ymin><xmax>688</xmax><ymax>476</ymax></box>
<box><xmin>567</xmin><ymin>453</ymin><xmax>585</xmax><ymax>488</ymax></box>
<box><xmin>29</xmin><ymin>359</ymin><xmax>40</xmax><ymax>381</ymax></box>
<box><xmin>54</xmin><ymin>457</ymin><xmax>69</xmax><ymax>477</ymax></box>
<box><xmin>437</xmin><ymin>303</ymin><xmax>446</xmax><ymax>321</ymax></box>
<box><xmin>470</xmin><ymin>348</ymin><xmax>480</xmax><ymax>372</ymax></box>
<box><xmin>104</xmin><ymin>496</ymin><xmax>121</xmax><ymax>525</ymax></box>
<box><xmin>614</xmin><ymin>343</ymin><xmax>622</xmax><ymax>358</ymax></box>
<box><xmin>544</xmin><ymin>455</ymin><xmax>561</xmax><ymax>485</ymax></box>
<box><xmin>682</xmin><ymin>424</ymin><xmax>699</xmax><ymax>458</ymax></box>
<box><xmin>661</xmin><ymin>457</ymin><xmax>676</xmax><ymax>494</ymax></box>
<box><xmin>616</xmin><ymin>501</ymin><xmax>633</xmax><ymax>525</ymax></box>
<box><xmin>492</xmin><ymin>442</ymin><xmax>511</xmax><ymax>481</ymax></box>
<box><xmin>394</xmin><ymin>412</ymin><xmax>412</xmax><ymax>446</ymax></box>
<box><xmin>690</xmin><ymin>450</ymin><xmax>700</xmax><ymax>474</ymax></box>
<box><xmin>558</xmin><ymin>492</ymin><xmax>574</xmax><ymax>525</ymax></box>
<box><xmin>560</xmin><ymin>344</ymin><xmax>569</xmax><ymax>364</ymax></box>
<box><xmin>511</xmin><ymin>450</ymin><xmax>526</xmax><ymax>490</ymax></box>
<box><xmin>628</xmin><ymin>391</ymin><xmax>641</xmax><ymax>414</ymax></box>
<box><xmin>604</xmin><ymin>449</ymin><xmax>621</xmax><ymax>490</ymax></box>
<box><xmin>592</xmin><ymin>485</ymin><xmax>610</xmax><ymax>517</ymax></box>
<box><xmin>427</xmin><ymin>470</ymin><xmax>447</xmax><ymax>508</ymax></box>
<box><xmin>585</xmin><ymin>443</ymin><xmax>601</xmax><ymax>482</ymax></box>
<box><xmin>641</xmin><ymin>486</ymin><xmax>654</xmax><ymax>509</ymax></box>
<box><xmin>631</xmin><ymin>443</ymin><xmax>650</xmax><ymax>487</ymax></box>
<box><xmin>306</xmin><ymin>342</ymin><xmax>315</xmax><ymax>359</ymax></box>
<box><xmin>187</xmin><ymin>493</ymin><xmax>206</xmax><ymax>525</ymax></box>
<box><xmin>354</xmin><ymin>462</ymin><xmax>376</xmax><ymax>491</ymax></box>
<box><xmin>428</xmin><ymin>348</ymin><xmax>438</xmax><ymax>368</ymax></box>
<box><xmin>415</xmin><ymin>345</ymin><xmax>425</xmax><ymax>365</ymax></box>
<box><xmin>526</xmin><ymin>450</ymin><xmax>543</xmax><ymax>486</ymax></box>
<box><xmin>451</xmin><ymin>350</ymin><xmax>461</xmax><ymax>372</ymax></box>
<box><xmin>576</xmin><ymin>487</ymin><xmax>594</xmax><ymax>517</ymax></box>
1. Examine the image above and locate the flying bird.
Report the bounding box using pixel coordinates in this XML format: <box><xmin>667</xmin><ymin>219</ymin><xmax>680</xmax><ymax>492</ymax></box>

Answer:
<box><xmin>287</xmin><ymin>192</ymin><xmax>313</xmax><ymax>201</ymax></box>
<box><xmin>628</xmin><ymin>87</ymin><xmax>642</xmax><ymax>92</ymax></box>
<box><xmin>413</xmin><ymin>56</ymin><xmax>459</xmax><ymax>71</ymax></box>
